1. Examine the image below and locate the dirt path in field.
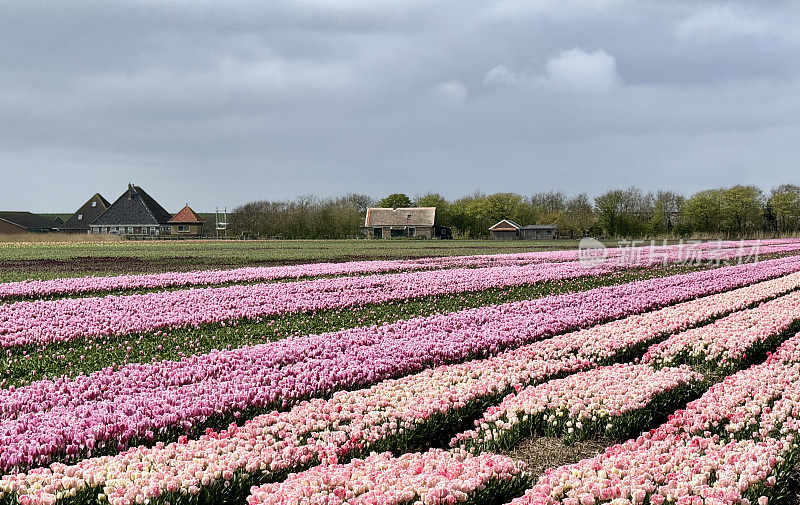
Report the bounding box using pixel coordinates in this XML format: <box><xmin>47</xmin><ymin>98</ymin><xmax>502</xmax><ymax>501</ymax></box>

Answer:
<box><xmin>497</xmin><ymin>436</ymin><xmax>613</xmax><ymax>478</ymax></box>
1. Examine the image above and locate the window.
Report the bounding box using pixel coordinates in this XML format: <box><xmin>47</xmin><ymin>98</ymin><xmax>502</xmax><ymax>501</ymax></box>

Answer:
<box><xmin>408</xmin><ymin>227</ymin><xmax>415</xmax><ymax>237</ymax></box>
<box><xmin>407</xmin><ymin>214</ymin><xmax>412</xmax><ymax>219</ymax></box>
<box><xmin>91</xmin><ymin>202</ymin><xmax>97</xmax><ymax>207</ymax></box>
<box><xmin>77</xmin><ymin>214</ymin><xmax>83</xmax><ymax>220</ymax></box>
<box><xmin>177</xmin><ymin>225</ymin><xmax>190</xmax><ymax>233</ymax></box>
<box><xmin>101</xmin><ymin>227</ymin><xmax>107</xmax><ymax>233</ymax></box>
<box><xmin>127</xmin><ymin>227</ymin><xmax>133</xmax><ymax>234</ymax></box>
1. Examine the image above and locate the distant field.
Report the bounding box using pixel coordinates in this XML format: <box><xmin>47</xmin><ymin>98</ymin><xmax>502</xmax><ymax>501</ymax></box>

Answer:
<box><xmin>0</xmin><ymin>239</ymin><xmax>582</xmax><ymax>282</ymax></box>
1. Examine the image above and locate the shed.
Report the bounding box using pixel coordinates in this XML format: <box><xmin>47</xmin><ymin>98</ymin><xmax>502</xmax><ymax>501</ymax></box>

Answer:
<box><xmin>489</xmin><ymin>219</ymin><xmax>521</xmax><ymax>241</ymax></box>
<box><xmin>520</xmin><ymin>224</ymin><xmax>557</xmax><ymax>240</ymax></box>
<box><xmin>489</xmin><ymin>220</ymin><xmax>558</xmax><ymax>240</ymax></box>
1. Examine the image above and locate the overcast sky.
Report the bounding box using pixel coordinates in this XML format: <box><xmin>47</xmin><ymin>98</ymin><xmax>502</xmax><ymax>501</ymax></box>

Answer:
<box><xmin>2</xmin><ymin>0</ymin><xmax>799</xmax><ymax>212</ymax></box>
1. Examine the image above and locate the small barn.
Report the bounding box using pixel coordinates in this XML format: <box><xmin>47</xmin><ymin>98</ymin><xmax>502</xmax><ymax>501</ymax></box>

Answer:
<box><xmin>89</xmin><ymin>184</ymin><xmax>173</xmax><ymax>236</ymax></box>
<box><xmin>168</xmin><ymin>205</ymin><xmax>205</xmax><ymax>236</ymax></box>
<box><xmin>364</xmin><ymin>207</ymin><xmax>447</xmax><ymax>238</ymax></box>
<box><xmin>488</xmin><ymin>219</ymin><xmax>521</xmax><ymax>240</ymax></box>
<box><xmin>520</xmin><ymin>224</ymin><xmax>557</xmax><ymax>240</ymax></box>
<box><xmin>489</xmin><ymin>220</ymin><xmax>557</xmax><ymax>240</ymax></box>
<box><xmin>62</xmin><ymin>193</ymin><xmax>111</xmax><ymax>234</ymax></box>
<box><xmin>0</xmin><ymin>212</ymin><xmax>60</xmax><ymax>234</ymax></box>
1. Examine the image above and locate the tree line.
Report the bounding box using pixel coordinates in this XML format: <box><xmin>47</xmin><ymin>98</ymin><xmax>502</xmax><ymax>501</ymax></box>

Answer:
<box><xmin>228</xmin><ymin>184</ymin><xmax>800</xmax><ymax>239</ymax></box>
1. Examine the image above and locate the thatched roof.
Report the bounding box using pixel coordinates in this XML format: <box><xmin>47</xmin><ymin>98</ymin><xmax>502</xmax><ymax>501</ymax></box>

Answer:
<box><xmin>364</xmin><ymin>207</ymin><xmax>436</xmax><ymax>227</ymax></box>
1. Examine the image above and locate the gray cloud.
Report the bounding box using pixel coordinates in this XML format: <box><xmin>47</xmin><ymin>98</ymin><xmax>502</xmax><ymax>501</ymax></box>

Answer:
<box><xmin>1</xmin><ymin>0</ymin><xmax>799</xmax><ymax>212</ymax></box>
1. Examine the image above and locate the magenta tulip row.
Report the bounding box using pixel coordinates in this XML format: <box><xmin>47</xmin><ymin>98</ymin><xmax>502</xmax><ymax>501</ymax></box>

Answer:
<box><xmin>3</xmin><ymin>259</ymin><xmax>800</xmax><ymax>474</ymax></box>
<box><xmin>509</xmin><ymin>333</ymin><xmax>800</xmax><ymax>505</ymax></box>
<box><xmin>2</xmin><ymin>242</ymin><xmax>798</xmax><ymax>349</ymax></box>
<box><xmin>0</xmin><ymin>250</ymin><xmax>566</xmax><ymax>301</ymax></box>
<box><xmin>246</xmin><ymin>449</ymin><xmax>529</xmax><ymax>505</ymax></box>
<box><xmin>0</xmin><ymin>259</ymin><xmax>614</xmax><ymax>348</ymax></box>
<box><xmin>6</xmin><ymin>264</ymin><xmax>800</xmax><ymax>504</ymax></box>
<box><xmin>451</xmin><ymin>363</ymin><xmax>703</xmax><ymax>451</ymax></box>
<box><xmin>0</xmin><ymin>239</ymin><xmax>782</xmax><ymax>301</ymax></box>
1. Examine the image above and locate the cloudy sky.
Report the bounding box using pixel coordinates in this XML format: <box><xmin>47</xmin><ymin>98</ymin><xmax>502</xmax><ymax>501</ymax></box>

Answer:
<box><xmin>2</xmin><ymin>0</ymin><xmax>799</xmax><ymax>212</ymax></box>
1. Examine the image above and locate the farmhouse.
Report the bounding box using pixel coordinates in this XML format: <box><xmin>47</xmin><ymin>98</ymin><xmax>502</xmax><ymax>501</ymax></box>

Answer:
<box><xmin>489</xmin><ymin>220</ymin><xmax>557</xmax><ymax>240</ymax></box>
<box><xmin>0</xmin><ymin>212</ymin><xmax>60</xmax><ymax>234</ymax></box>
<box><xmin>62</xmin><ymin>193</ymin><xmax>111</xmax><ymax>234</ymax></box>
<box><xmin>364</xmin><ymin>207</ymin><xmax>450</xmax><ymax>238</ymax></box>
<box><xmin>168</xmin><ymin>205</ymin><xmax>205</xmax><ymax>236</ymax></box>
<box><xmin>89</xmin><ymin>184</ymin><xmax>173</xmax><ymax>236</ymax></box>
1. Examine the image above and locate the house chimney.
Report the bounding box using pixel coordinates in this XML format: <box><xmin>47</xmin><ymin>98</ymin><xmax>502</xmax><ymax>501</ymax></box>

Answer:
<box><xmin>128</xmin><ymin>183</ymin><xmax>133</xmax><ymax>199</ymax></box>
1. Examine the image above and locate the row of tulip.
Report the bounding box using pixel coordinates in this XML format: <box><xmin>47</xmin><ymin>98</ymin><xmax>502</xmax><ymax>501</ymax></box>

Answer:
<box><xmin>3</xmin><ymin>259</ymin><xmax>800</xmax><ymax>473</ymax></box>
<box><xmin>2</xmin><ymin>241</ymin><xmax>796</xmax><ymax>349</ymax></box>
<box><xmin>7</xmin><ymin>266</ymin><xmax>800</xmax><ymax>503</ymax></box>
<box><xmin>0</xmin><ymin>259</ymin><xmax>616</xmax><ymax>348</ymax></box>
<box><xmin>250</xmin><ymin>308</ymin><xmax>798</xmax><ymax>504</ymax></box>
<box><xmin>450</xmin><ymin>363</ymin><xmax>703</xmax><ymax>451</ymax></box>
<box><xmin>246</xmin><ymin>449</ymin><xmax>530</xmax><ymax>505</ymax></box>
<box><xmin>508</xmin><ymin>333</ymin><xmax>800</xmax><ymax>505</ymax></box>
<box><xmin>0</xmin><ymin>353</ymin><xmax>588</xmax><ymax>505</ymax></box>
<box><xmin>248</xmin><ymin>302</ymin><xmax>800</xmax><ymax>505</ymax></box>
<box><xmin>0</xmin><ymin>250</ymin><xmax>563</xmax><ymax>302</ymax></box>
<box><xmin>0</xmin><ymin>239</ymin><xmax>781</xmax><ymax>301</ymax></box>
<box><xmin>0</xmin><ymin>269</ymin><xmax>646</xmax><ymax>388</ymax></box>
<box><xmin>642</xmin><ymin>289</ymin><xmax>800</xmax><ymax>371</ymax></box>
<box><xmin>454</xmin><ymin>284</ymin><xmax>800</xmax><ymax>460</ymax></box>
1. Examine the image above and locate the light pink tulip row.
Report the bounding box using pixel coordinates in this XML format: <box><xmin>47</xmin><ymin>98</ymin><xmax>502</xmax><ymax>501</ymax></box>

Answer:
<box><xmin>8</xmin><ymin>263</ymin><xmax>800</xmax><ymax>504</ymax></box>
<box><xmin>0</xmin><ymin>239</ymin><xmax>783</xmax><ymax>301</ymax></box>
<box><xmin>246</xmin><ymin>449</ymin><xmax>529</xmax><ymax>505</ymax></box>
<box><xmin>507</xmin><ymin>334</ymin><xmax>800</xmax><ymax>505</ymax></box>
<box><xmin>642</xmin><ymin>289</ymin><xmax>800</xmax><ymax>369</ymax></box>
<box><xmin>451</xmin><ymin>363</ymin><xmax>702</xmax><ymax>451</ymax></box>
<box><xmin>0</xmin><ymin>354</ymin><xmax>587</xmax><ymax>505</ymax></box>
<box><xmin>3</xmin><ymin>242</ymin><xmax>797</xmax><ymax>349</ymax></box>
<box><xmin>453</xmin><ymin>275</ymin><xmax>800</xmax><ymax>453</ymax></box>
<box><xmin>3</xmin><ymin>259</ymin><xmax>800</xmax><ymax>474</ymax></box>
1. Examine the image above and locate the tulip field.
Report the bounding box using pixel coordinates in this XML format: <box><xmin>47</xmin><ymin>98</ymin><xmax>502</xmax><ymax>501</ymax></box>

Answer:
<box><xmin>5</xmin><ymin>240</ymin><xmax>800</xmax><ymax>505</ymax></box>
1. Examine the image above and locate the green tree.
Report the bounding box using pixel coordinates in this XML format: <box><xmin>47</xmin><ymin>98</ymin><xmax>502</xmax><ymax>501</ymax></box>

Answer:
<box><xmin>594</xmin><ymin>187</ymin><xmax>653</xmax><ymax>237</ymax></box>
<box><xmin>680</xmin><ymin>189</ymin><xmax>723</xmax><ymax>235</ymax></box>
<box><xmin>377</xmin><ymin>193</ymin><xmax>412</xmax><ymax>208</ymax></box>
<box><xmin>719</xmin><ymin>185</ymin><xmax>764</xmax><ymax>236</ymax></box>
<box><xmin>594</xmin><ymin>190</ymin><xmax>624</xmax><ymax>237</ymax></box>
<box><xmin>563</xmin><ymin>193</ymin><xmax>595</xmax><ymax>236</ymax></box>
<box><xmin>414</xmin><ymin>193</ymin><xmax>450</xmax><ymax>225</ymax></box>
<box><xmin>770</xmin><ymin>184</ymin><xmax>800</xmax><ymax>233</ymax></box>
